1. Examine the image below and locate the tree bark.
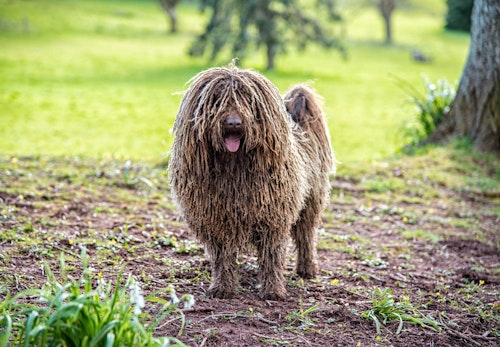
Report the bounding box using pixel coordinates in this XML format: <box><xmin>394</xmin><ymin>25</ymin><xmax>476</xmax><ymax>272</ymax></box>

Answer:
<box><xmin>428</xmin><ymin>0</ymin><xmax>500</xmax><ymax>153</ymax></box>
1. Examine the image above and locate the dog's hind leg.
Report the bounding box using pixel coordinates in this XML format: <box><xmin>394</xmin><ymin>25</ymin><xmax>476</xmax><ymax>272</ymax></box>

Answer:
<box><xmin>206</xmin><ymin>242</ymin><xmax>238</xmax><ymax>299</ymax></box>
<box><xmin>291</xmin><ymin>196</ymin><xmax>320</xmax><ymax>279</ymax></box>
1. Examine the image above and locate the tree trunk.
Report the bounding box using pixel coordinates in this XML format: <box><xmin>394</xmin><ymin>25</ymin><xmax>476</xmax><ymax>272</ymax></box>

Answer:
<box><xmin>159</xmin><ymin>0</ymin><xmax>181</xmax><ymax>34</ymax></box>
<box><xmin>266</xmin><ymin>43</ymin><xmax>276</xmax><ymax>70</ymax></box>
<box><xmin>378</xmin><ymin>0</ymin><xmax>395</xmax><ymax>44</ymax></box>
<box><xmin>428</xmin><ymin>0</ymin><xmax>500</xmax><ymax>153</ymax></box>
<box><xmin>166</xmin><ymin>7</ymin><xmax>177</xmax><ymax>33</ymax></box>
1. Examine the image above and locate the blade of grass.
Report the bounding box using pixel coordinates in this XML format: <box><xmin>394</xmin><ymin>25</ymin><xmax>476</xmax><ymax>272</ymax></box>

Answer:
<box><xmin>0</xmin><ymin>314</ymin><xmax>13</xmax><ymax>347</ymax></box>
<box><xmin>23</xmin><ymin>310</ymin><xmax>39</xmax><ymax>347</ymax></box>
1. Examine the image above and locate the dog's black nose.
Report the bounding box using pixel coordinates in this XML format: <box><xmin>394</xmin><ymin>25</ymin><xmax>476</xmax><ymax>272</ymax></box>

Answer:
<box><xmin>225</xmin><ymin>117</ymin><xmax>242</xmax><ymax>128</ymax></box>
<box><xmin>225</xmin><ymin>117</ymin><xmax>242</xmax><ymax>126</ymax></box>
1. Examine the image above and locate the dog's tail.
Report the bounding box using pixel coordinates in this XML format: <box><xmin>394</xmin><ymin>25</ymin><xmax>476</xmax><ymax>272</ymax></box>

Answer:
<box><xmin>284</xmin><ymin>84</ymin><xmax>326</xmax><ymax>131</ymax></box>
<box><xmin>284</xmin><ymin>84</ymin><xmax>334</xmax><ymax>172</ymax></box>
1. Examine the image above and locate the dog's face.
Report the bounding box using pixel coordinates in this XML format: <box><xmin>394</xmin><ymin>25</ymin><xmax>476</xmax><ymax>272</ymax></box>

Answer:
<box><xmin>174</xmin><ymin>66</ymin><xmax>292</xmax><ymax>156</ymax></box>
<box><xmin>196</xmin><ymin>101</ymin><xmax>258</xmax><ymax>155</ymax></box>
<box><xmin>197</xmin><ymin>94</ymin><xmax>253</xmax><ymax>155</ymax></box>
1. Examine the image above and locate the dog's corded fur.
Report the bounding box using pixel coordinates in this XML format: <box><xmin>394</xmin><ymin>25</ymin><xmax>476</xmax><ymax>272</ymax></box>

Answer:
<box><xmin>169</xmin><ymin>65</ymin><xmax>335</xmax><ymax>299</ymax></box>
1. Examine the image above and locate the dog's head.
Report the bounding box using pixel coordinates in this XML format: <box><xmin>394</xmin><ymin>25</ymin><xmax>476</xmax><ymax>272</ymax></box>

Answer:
<box><xmin>173</xmin><ymin>66</ymin><xmax>292</xmax><ymax>156</ymax></box>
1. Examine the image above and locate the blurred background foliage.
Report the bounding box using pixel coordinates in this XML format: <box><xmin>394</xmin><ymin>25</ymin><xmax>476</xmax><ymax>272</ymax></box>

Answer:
<box><xmin>0</xmin><ymin>0</ymin><xmax>471</xmax><ymax>162</ymax></box>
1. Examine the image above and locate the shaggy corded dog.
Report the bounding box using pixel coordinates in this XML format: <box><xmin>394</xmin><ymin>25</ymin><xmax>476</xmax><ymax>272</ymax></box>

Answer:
<box><xmin>169</xmin><ymin>65</ymin><xmax>335</xmax><ymax>300</ymax></box>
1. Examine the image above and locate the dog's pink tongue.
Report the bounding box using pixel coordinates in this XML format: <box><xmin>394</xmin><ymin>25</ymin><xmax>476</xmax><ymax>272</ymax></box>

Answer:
<box><xmin>225</xmin><ymin>134</ymin><xmax>241</xmax><ymax>152</ymax></box>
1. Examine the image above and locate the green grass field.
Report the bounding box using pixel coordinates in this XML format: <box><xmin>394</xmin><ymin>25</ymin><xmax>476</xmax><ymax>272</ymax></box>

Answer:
<box><xmin>0</xmin><ymin>0</ymin><xmax>469</xmax><ymax>162</ymax></box>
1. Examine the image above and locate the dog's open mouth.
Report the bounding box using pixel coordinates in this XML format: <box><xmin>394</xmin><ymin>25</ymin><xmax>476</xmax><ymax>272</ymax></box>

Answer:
<box><xmin>224</xmin><ymin>132</ymin><xmax>243</xmax><ymax>152</ymax></box>
<box><xmin>223</xmin><ymin>116</ymin><xmax>243</xmax><ymax>153</ymax></box>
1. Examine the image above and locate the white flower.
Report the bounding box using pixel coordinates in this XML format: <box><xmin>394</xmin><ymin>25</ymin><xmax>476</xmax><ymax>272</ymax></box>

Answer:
<box><xmin>183</xmin><ymin>294</ymin><xmax>195</xmax><ymax>309</ymax></box>
<box><xmin>168</xmin><ymin>286</ymin><xmax>180</xmax><ymax>305</ymax></box>
<box><xmin>129</xmin><ymin>281</ymin><xmax>145</xmax><ymax>315</ymax></box>
<box><xmin>96</xmin><ymin>277</ymin><xmax>107</xmax><ymax>300</ymax></box>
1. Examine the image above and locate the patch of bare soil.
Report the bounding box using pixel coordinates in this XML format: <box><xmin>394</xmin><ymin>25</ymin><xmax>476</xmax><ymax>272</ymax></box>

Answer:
<box><xmin>0</xmin><ymin>152</ymin><xmax>499</xmax><ymax>346</ymax></box>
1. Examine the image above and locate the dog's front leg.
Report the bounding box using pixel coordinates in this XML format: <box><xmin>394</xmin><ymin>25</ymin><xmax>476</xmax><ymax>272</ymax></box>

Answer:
<box><xmin>206</xmin><ymin>243</ymin><xmax>238</xmax><ymax>299</ymax></box>
<box><xmin>256</xmin><ymin>235</ymin><xmax>288</xmax><ymax>300</ymax></box>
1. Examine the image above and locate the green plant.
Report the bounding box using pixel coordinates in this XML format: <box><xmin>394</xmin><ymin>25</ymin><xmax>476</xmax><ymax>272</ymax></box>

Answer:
<box><xmin>285</xmin><ymin>300</ymin><xmax>318</xmax><ymax>331</ymax></box>
<box><xmin>400</xmin><ymin>75</ymin><xmax>456</xmax><ymax>148</ymax></box>
<box><xmin>0</xmin><ymin>248</ymin><xmax>193</xmax><ymax>347</ymax></box>
<box><xmin>362</xmin><ymin>287</ymin><xmax>441</xmax><ymax>334</ymax></box>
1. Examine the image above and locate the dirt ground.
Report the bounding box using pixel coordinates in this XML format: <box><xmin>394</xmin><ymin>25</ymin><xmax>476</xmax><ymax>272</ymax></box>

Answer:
<box><xmin>1</xmin><ymin>149</ymin><xmax>499</xmax><ymax>346</ymax></box>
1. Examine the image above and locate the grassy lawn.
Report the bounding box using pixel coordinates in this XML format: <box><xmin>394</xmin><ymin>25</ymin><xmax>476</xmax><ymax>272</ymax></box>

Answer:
<box><xmin>0</xmin><ymin>0</ymin><xmax>469</xmax><ymax>162</ymax></box>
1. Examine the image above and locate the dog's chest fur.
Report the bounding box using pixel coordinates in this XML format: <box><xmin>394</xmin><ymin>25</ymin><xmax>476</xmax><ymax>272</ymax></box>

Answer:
<box><xmin>182</xmin><ymin>148</ymin><xmax>305</xmax><ymax>241</ymax></box>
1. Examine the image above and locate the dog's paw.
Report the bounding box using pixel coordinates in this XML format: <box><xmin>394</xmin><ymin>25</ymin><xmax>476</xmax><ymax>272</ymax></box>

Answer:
<box><xmin>207</xmin><ymin>286</ymin><xmax>234</xmax><ymax>299</ymax></box>
<box><xmin>296</xmin><ymin>264</ymin><xmax>318</xmax><ymax>279</ymax></box>
<box><xmin>260</xmin><ymin>288</ymin><xmax>287</xmax><ymax>301</ymax></box>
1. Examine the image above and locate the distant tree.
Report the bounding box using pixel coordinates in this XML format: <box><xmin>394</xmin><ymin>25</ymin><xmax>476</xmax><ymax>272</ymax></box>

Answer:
<box><xmin>189</xmin><ymin>0</ymin><xmax>344</xmax><ymax>70</ymax></box>
<box><xmin>445</xmin><ymin>0</ymin><xmax>474</xmax><ymax>32</ymax></box>
<box><xmin>352</xmin><ymin>0</ymin><xmax>399</xmax><ymax>44</ymax></box>
<box><xmin>373</xmin><ymin>0</ymin><xmax>438</xmax><ymax>45</ymax></box>
<box><xmin>159</xmin><ymin>0</ymin><xmax>182</xmax><ymax>33</ymax></box>
<box><xmin>377</xmin><ymin>0</ymin><xmax>395</xmax><ymax>44</ymax></box>
<box><xmin>428</xmin><ymin>0</ymin><xmax>500</xmax><ymax>153</ymax></box>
